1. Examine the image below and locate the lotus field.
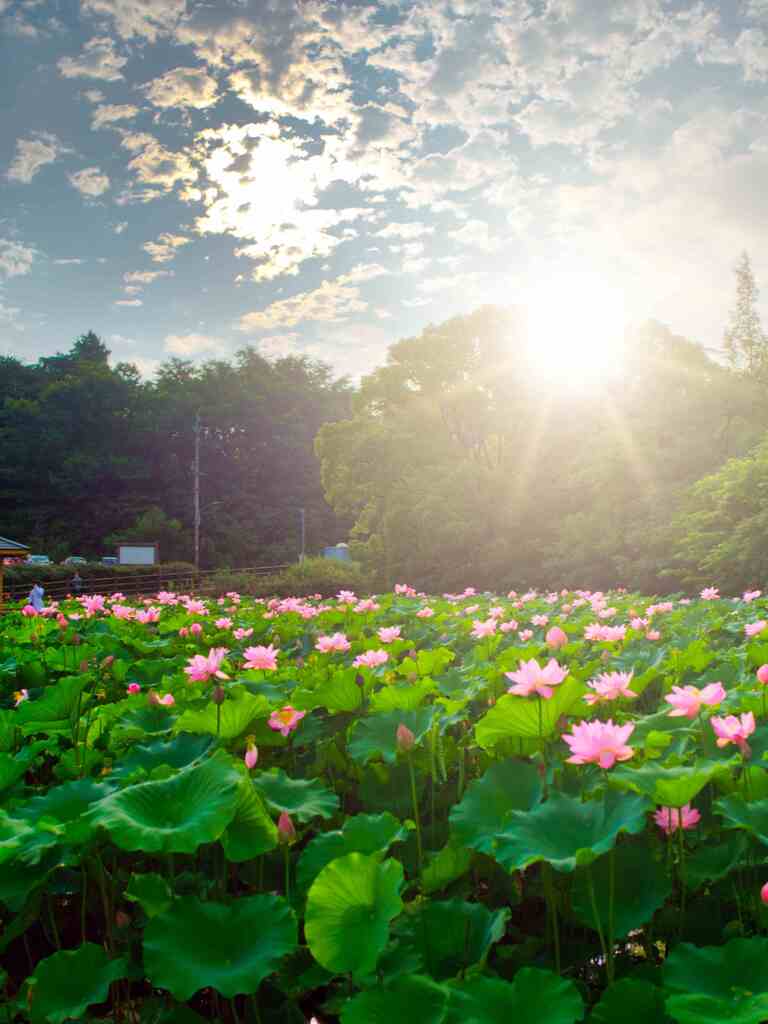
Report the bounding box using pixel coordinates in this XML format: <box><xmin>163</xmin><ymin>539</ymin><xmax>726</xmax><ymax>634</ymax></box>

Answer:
<box><xmin>4</xmin><ymin>583</ymin><xmax>768</xmax><ymax>1023</ymax></box>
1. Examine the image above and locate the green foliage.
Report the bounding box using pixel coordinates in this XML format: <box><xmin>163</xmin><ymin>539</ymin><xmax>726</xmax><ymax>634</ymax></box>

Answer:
<box><xmin>26</xmin><ymin>944</ymin><xmax>128</xmax><ymax>1024</ymax></box>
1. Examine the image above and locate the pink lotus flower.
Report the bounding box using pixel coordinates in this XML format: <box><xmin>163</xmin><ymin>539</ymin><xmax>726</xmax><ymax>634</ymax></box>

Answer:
<box><xmin>278</xmin><ymin>811</ymin><xmax>296</xmax><ymax>843</ymax></box>
<box><xmin>762</xmin><ymin>882</ymin><xmax>768</xmax><ymax>905</ymax></box>
<box><xmin>112</xmin><ymin>605</ymin><xmax>136</xmax><ymax>620</ymax></box>
<box><xmin>744</xmin><ymin>590</ymin><xmax>762</xmax><ymax>603</ymax></box>
<box><xmin>189</xmin><ymin>622</ymin><xmax>203</xmax><ymax>637</ymax></box>
<box><xmin>416</xmin><ymin>607</ymin><xmax>435</xmax><ymax>618</ymax></box>
<box><xmin>337</xmin><ymin>590</ymin><xmax>357</xmax><ymax>605</ymax></box>
<box><xmin>184</xmin><ymin>599</ymin><xmax>208</xmax><ymax>615</ymax></box>
<box><xmin>630</xmin><ymin>617</ymin><xmax>648</xmax><ymax>630</ymax></box>
<box><xmin>562</xmin><ymin>719</ymin><xmax>635</xmax><ymax>769</ymax></box>
<box><xmin>531</xmin><ymin>614</ymin><xmax>549</xmax><ymax>627</ymax></box>
<box><xmin>268</xmin><ymin>705</ymin><xmax>306</xmax><ymax>737</ymax></box>
<box><xmin>545</xmin><ymin>626</ymin><xmax>568</xmax><ymax>649</ymax></box>
<box><xmin>315</xmin><ymin>632</ymin><xmax>351</xmax><ymax>653</ymax></box>
<box><xmin>500</xmin><ymin>619</ymin><xmax>518</xmax><ymax>633</ymax></box>
<box><xmin>136</xmin><ymin>607</ymin><xmax>160</xmax><ymax>624</ymax></box>
<box><xmin>746</xmin><ymin>621</ymin><xmax>768</xmax><ymax>637</ymax></box>
<box><xmin>711</xmin><ymin>712</ymin><xmax>755</xmax><ymax>756</ymax></box>
<box><xmin>352</xmin><ymin>649</ymin><xmax>389</xmax><ymax>669</ymax></box>
<box><xmin>158</xmin><ymin>693</ymin><xmax>175</xmax><ymax>707</ymax></box>
<box><xmin>518</xmin><ymin>629</ymin><xmax>534</xmax><ymax>642</ymax></box>
<box><xmin>654</xmin><ymin>804</ymin><xmax>701</xmax><ymax>835</ymax></box>
<box><xmin>178</xmin><ymin>627</ymin><xmax>189</xmax><ymax>638</ymax></box>
<box><xmin>243</xmin><ymin>644</ymin><xmax>279</xmax><ymax>671</ymax></box>
<box><xmin>758</xmin><ymin>665</ymin><xmax>768</xmax><ymax>685</ymax></box>
<box><xmin>700</xmin><ymin>587</ymin><xmax>720</xmax><ymax>601</ymax></box>
<box><xmin>21</xmin><ymin>605</ymin><xmax>38</xmax><ymax>617</ymax></box>
<box><xmin>215</xmin><ymin>617</ymin><xmax>233</xmax><ymax>630</ymax></box>
<box><xmin>354</xmin><ymin>599</ymin><xmax>380</xmax><ymax>613</ymax></box>
<box><xmin>645</xmin><ymin>629</ymin><xmax>661</xmax><ymax>641</ymax></box>
<box><xmin>378</xmin><ymin>626</ymin><xmax>402</xmax><ymax>644</ymax></box>
<box><xmin>394</xmin><ymin>583</ymin><xmax>416</xmax><ymax>596</ymax></box>
<box><xmin>244</xmin><ymin>739</ymin><xmax>258</xmax><ymax>770</ymax></box>
<box><xmin>396</xmin><ymin>722</ymin><xmax>415</xmax><ymax>751</ymax></box>
<box><xmin>126</xmin><ymin>683</ymin><xmax>141</xmax><ymax>695</ymax></box>
<box><xmin>13</xmin><ymin>689</ymin><xmax>29</xmax><ymax>706</ymax></box>
<box><xmin>184</xmin><ymin>647</ymin><xmax>229</xmax><ymax>683</ymax></box>
<box><xmin>665</xmin><ymin>682</ymin><xmax>726</xmax><ymax>718</ymax></box>
<box><xmin>505</xmin><ymin>658</ymin><xmax>568</xmax><ymax>699</ymax></box>
<box><xmin>584</xmin><ymin>623</ymin><xmax>627</xmax><ymax>642</ymax></box>
<box><xmin>471</xmin><ymin>618</ymin><xmax>497</xmax><ymax>639</ymax></box>
<box><xmin>584</xmin><ymin>671</ymin><xmax>637</xmax><ymax>706</ymax></box>
<box><xmin>234</xmin><ymin>627</ymin><xmax>253</xmax><ymax>640</ymax></box>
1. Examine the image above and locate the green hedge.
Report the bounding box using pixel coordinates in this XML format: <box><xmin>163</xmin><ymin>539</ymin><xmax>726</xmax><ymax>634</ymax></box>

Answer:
<box><xmin>3</xmin><ymin>561</ymin><xmax>197</xmax><ymax>586</ymax></box>
<box><xmin>204</xmin><ymin>557</ymin><xmax>373</xmax><ymax>598</ymax></box>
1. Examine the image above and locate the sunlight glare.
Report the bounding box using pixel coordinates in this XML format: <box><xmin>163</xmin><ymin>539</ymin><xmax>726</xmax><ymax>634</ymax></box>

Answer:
<box><xmin>524</xmin><ymin>271</ymin><xmax>628</xmax><ymax>386</ymax></box>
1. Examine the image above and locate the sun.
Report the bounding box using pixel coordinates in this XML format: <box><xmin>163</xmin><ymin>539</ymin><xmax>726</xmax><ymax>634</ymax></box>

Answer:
<box><xmin>523</xmin><ymin>270</ymin><xmax>628</xmax><ymax>386</ymax></box>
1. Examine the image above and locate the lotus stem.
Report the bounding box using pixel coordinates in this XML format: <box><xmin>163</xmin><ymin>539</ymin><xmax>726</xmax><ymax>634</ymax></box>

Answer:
<box><xmin>586</xmin><ymin>865</ymin><xmax>608</xmax><ymax>977</ymax></box>
<box><xmin>607</xmin><ymin>847</ymin><xmax>615</xmax><ymax>983</ymax></box>
<box><xmin>542</xmin><ymin>863</ymin><xmax>561</xmax><ymax>975</ymax></box>
<box><xmin>408</xmin><ymin>752</ymin><xmax>423</xmax><ymax>872</ymax></box>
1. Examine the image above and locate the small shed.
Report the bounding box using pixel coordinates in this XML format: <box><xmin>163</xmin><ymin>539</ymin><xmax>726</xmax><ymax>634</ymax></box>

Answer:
<box><xmin>0</xmin><ymin>536</ymin><xmax>30</xmax><ymax>609</ymax></box>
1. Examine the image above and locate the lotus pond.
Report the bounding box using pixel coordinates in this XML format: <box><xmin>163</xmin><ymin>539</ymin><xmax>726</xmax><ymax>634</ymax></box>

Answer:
<box><xmin>2</xmin><ymin>583</ymin><xmax>768</xmax><ymax>1023</ymax></box>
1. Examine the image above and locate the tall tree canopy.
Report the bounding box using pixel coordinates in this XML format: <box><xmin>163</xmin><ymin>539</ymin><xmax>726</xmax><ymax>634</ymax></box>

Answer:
<box><xmin>0</xmin><ymin>333</ymin><xmax>352</xmax><ymax>565</ymax></box>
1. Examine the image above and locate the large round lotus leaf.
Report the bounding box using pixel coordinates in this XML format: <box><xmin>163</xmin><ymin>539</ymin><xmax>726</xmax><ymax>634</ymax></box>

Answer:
<box><xmin>124</xmin><ymin>872</ymin><xmax>172</xmax><ymax>918</ymax></box>
<box><xmin>359</xmin><ymin>762</ymin><xmax>424</xmax><ymax>818</ymax></box>
<box><xmin>305</xmin><ymin>852</ymin><xmax>404</xmax><ymax>976</ymax></box>
<box><xmin>395</xmin><ymin>899</ymin><xmax>509</xmax><ymax>980</ymax></box>
<box><xmin>663</xmin><ymin>938</ymin><xmax>768</xmax><ymax>1024</ymax></box>
<box><xmin>220</xmin><ymin>779</ymin><xmax>278</xmax><ymax>862</ymax></box>
<box><xmin>293</xmin><ymin>672</ymin><xmax>362</xmax><ymax>714</ymax></box>
<box><xmin>297</xmin><ymin>813</ymin><xmax>407</xmax><ymax>894</ymax></box>
<box><xmin>685</xmin><ymin>833</ymin><xmax>747</xmax><ymax>890</ymax></box>
<box><xmin>444</xmin><ymin>968</ymin><xmax>583</xmax><ymax>1024</ymax></box>
<box><xmin>449</xmin><ymin>760</ymin><xmax>542</xmax><ymax>855</ymax></box>
<box><xmin>174</xmin><ymin>690</ymin><xmax>269</xmax><ymax>741</ymax></box>
<box><xmin>610</xmin><ymin>760</ymin><xmax>723</xmax><ymax>808</ymax></box>
<box><xmin>493</xmin><ymin>790</ymin><xmax>650</xmax><ymax>873</ymax></box>
<box><xmin>0</xmin><ymin>812</ymin><xmax>36</xmax><ymax>865</ymax></box>
<box><xmin>112</xmin><ymin>705</ymin><xmax>175</xmax><ymax>744</ymax></box>
<box><xmin>474</xmin><ymin>680</ymin><xmax>585</xmax><ymax>750</ymax></box>
<box><xmin>254</xmin><ymin>768</ymin><xmax>339</xmax><ymax>823</ymax></box>
<box><xmin>143</xmin><ymin>894</ymin><xmax>297</xmax><ymax>1000</ymax></box>
<box><xmin>0</xmin><ymin>741</ymin><xmax>48</xmax><ymax>798</ymax></box>
<box><xmin>591</xmin><ymin>979</ymin><xmax>670</xmax><ymax>1023</ymax></box>
<box><xmin>341</xmin><ymin>974</ymin><xmax>448</xmax><ymax>1024</ymax></box>
<box><xmin>571</xmin><ymin>841</ymin><xmax>672</xmax><ymax>939</ymax></box>
<box><xmin>715</xmin><ymin>796</ymin><xmax>768</xmax><ymax>846</ymax></box>
<box><xmin>15</xmin><ymin>676</ymin><xmax>87</xmax><ymax>736</ymax></box>
<box><xmin>420</xmin><ymin>841</ymin><xmax>473</xmax><ymax>894</ymax></box>
<box><xmin>16</xmin><ymin>779</ymin><xmax>114</xmax><ymax>843</ymax></box>
<box><xmin>27</xmin><ymin>943</ymin><xmax>128</xmax><ymax>1024</ymax></box>
<box><xmin>348</xmin><ymin>708</ymin><xmax>436</xmax><ymax>766</ymax></box>
<box><xmin>111</xmin><ymin>733</ymin><xmax>212</xmax><ymax>780</ymax></box>
<box><xmin>85</xmin><ymin>750</ymin><xmax>240</xmax><ymax>854</ymax></box>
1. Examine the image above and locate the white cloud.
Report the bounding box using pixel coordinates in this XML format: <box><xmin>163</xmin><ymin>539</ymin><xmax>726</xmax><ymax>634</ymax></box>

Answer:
<box><xmin>58</xmin><ymin>36</ymin><xmax>127</xmax><ymax>81</ymax></box>
<box><xmin>91</xmin><ymin>103</ymin><xmax>140</xmax><ymax>130</ymax></box>
<box><xmin>113</xmin><ymin>221</ymin><xmax>128</xmax><ymax>234</ymax></box>
<box><xmin>0</xmin><ymin>238</ymin><xmax>36</xmax><ymax>278</ymax></box>
<box><xmin>7</xmin><ymin>132</ymin><xmax>66</xmax><ymax>184</ymax></box>
<box><xmin>53</xmin><ymin>258</ymin><xmax>84</xmax><ymax>265</ymax></box>
<box><xmin>164</xmin><ymin>332</ymin><xmax>227</xmax><ymax>356</ymax></box>
<box><xmin>122</xmin><ymin>133</ymin><xmax>198</xmax><ymax>191</ymax></box>
<box><xmin>256</xmin><ymin>333</ymin><xmax>302</xmax><ymax>359</ymax></box>
<box><xmin>142</xmin><ymin>233</ymin><xmax>190</xmax><ymax>263</ymax></box>
<box><xmin>81</xmin><ymin>0</ymin><xmax>184</xmax><ymax>41</ymax></box>
<box><xmin>142</xmin><ymin>67</ymin><xmax>219</xmax><ymax>109</ymax></box>
<box><xmin>123</xmin><ymin>269</ymin><xmax>173</xmax><ymax>286</ymax></box>
<box><xmin>115</xmin><ymin>298</ymin><xmax>143</xmax><ymax>306</ymax></box>
<box><xmin>68</xmin><ymin>166</ymin><xmax>110</xmax><ymax>197</ymax></box>
<box><xmin>237</xmin><ymin>264</ymin><xmax>387</xmax><ymax>331</ymax></box>
<box><xmin>0</xmin><ymin>298</ymin><xmax>21</xmax><ymax>324</ymax></box>
<box><xmin>81</xmin><ymin>89</ymin><xmax>105</xmax><ymax>103</ymax></box>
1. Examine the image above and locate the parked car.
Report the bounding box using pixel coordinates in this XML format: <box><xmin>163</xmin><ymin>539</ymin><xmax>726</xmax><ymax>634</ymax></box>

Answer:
<box><xmin>62</xmin><ymin>556</ymin><xmax>88</xmax><ymax>566</ymax></box>
<box><xmin>26</xmin><ymin>554</ymin><xmax>52</xmax><ymax>565</ymax></box>
<box><xmin>101</xmin><ymin>556</ymin><xmax>118</xmax><ymax>566</ymax></box>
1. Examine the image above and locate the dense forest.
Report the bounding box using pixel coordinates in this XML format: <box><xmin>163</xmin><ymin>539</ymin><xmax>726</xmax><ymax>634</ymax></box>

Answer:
<box><xmin>3</xmin><ymin>255</ymin><xmax>768</xmax><ymax>594</ymax></box>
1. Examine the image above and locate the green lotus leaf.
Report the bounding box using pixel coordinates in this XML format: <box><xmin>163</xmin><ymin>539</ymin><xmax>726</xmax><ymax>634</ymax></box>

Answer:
<box><xmin>221</xmin><ymin>778</ymin><xmax>278</xmax><ymax>862</ymax></box>
<box><xmin>16</xmin><ymin>779</ymin><xmax>114</xmax><ymax>844</ymax></box>
<box><xmin>293</xmin><ymin>672</ymin><xmax>362</xmax><ymax>713</ymax></box>
<box><xmin>124</xmin><ymin>872</ymin><xmax>172</xmax><ymax>918</ymax></box>
<box><xmin>341</xmin><ymin>974</ymin><xmax>449</xmax><ymax>1024</ymax></box>
<box><xmin>444</xmin><ymin>968</ymin><xmax>583</xmax><ymax>1024</ymax></box>
<box><xmin>715</xmin><ymin>796</ymin><xmax>768</xmax><ymax>845</ymax></box>
<box><xmin>254</xmin><ymin>768</ymin><xmax>339</xmax><ymax>823</ymax></box>
<box><xmin>15</xmin><ymin>676</ymin><xmax>87</xmax><ymax>736</ymax></box>
<box><xmin>449</xmin><ymin>760</ymin><xmax>542</xmax><ymax>855</ymax></box>
<box><xmin>112</xmin><ymin>705</ymin><xmax>175</xmax><ymax>744</ymax></box>
<box><xmin>396</xmin><ymin>900</ymin><xmax>509</xmax><ymax>980</ymax></box>
<box><xmin>143</xmin><ymin>894</ymin><xmax>297</xmax><ymax>999</ymax></box>
<box><xmin>348</xmin><ymin>708</ymin><xmax>436</xmax><ymax>766</ymax></box>
<box><xmin>421</xmin><ymin>840</ymin><xmax>473</xmax><ymax>894</ymax></box>
<box><xmin>0</xmin><ymin>811</ymin><xmax>37</xmax><ymax>865</ymax></box>
<box><xmin>610</xmin><ymin>760</ymin><xmax>723</xmax><ymax>808</ymax></box>
<box><xmin>305</xmin><ymin>852</ymin><xmax>404</xmax><ymax>976</ymax></box>
<box><xmin>0</xmin><ymin>741</ymin><xmax>48</xmax><ymax>798</ymax></box>
<box><xmin>685</xmin><ymin>833</ymin><xmax>747</xmax><ymax>890</ymax></box>
<box><xmin>571</xmin><ymin>840</ymin><xmax>673</xmax><ymax>938</ymax></box>
<box><xmin>85</xmin><ymin>750</ymin><xmax>240</xmax><ymax>854</ymax></box>
<box><xmin>174</xmin><ymin>689</ymin><xmax>269</xmax><ymax>741</ymax></box>
<box><xmin>474</xmin><ymin>679</ymin><xmax>586</xmax><ymax>750</ymax></box>
<box><xmin>663</xmin><ymin>938</ymin><xmax>768</xmax><ymax>1024</ymax></box>
<box><xmin>297</xmin><ymin>812</ymin><xmax>407</xmax><ymax>894</ymax></box>
<box><xmin>370</xmin><ymin>680</ymin><xmax>437</xmax><ymax>713</ymax></box>
<box><xmin>111</xmin><ymin>732</ymin><xmax>212</xmax><ymax>779</ymax></box>
<box><xmin>591</xmin><ymin>979</ymin><xmax>670</xmax><ymax>1023</ymax></box>
<box><xmin>359</xmin><ymin>762</ymin><xmax>424</xmax><ymax>818</ymax></box>
<box><xmin>493</xmin><ymin>790</ymin><xmax>650</xmax><ymax>873</ymax></box>
<box><xmin>26</xmin><ymin>943</ymin><xmax>128</xmax><ymax>1024</ymax></box>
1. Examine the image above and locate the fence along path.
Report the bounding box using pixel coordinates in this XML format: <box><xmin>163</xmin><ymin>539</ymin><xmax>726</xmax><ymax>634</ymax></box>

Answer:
<box><xmin>4</xmin><ymin>564</ymin><xmax>292</xmax><ymax>605</ymax></box>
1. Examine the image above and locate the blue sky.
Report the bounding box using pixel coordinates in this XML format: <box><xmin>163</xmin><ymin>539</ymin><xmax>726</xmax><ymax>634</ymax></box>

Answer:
<box><xmin>1</xmin><ymin>0</ymin><xmax>767</xmax><ymax>379</ymax></box>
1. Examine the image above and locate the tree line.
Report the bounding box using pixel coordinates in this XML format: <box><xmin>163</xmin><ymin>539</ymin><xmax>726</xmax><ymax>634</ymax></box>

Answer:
<box><xmin>3</xmin><ymin>253</ymin><xmax>766</xmax><ymax>593</ymax></box>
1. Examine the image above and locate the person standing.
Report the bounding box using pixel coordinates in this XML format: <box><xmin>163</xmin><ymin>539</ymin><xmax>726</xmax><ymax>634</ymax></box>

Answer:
<box><xmin>71</xmin><ymin>572</ymin><xmax>83</xmax><ymax>595</ymax></box>
<box><xmin>28</xmin><ymin>581</ymin><xmax>45</xmax><ymax>611</ymax></box>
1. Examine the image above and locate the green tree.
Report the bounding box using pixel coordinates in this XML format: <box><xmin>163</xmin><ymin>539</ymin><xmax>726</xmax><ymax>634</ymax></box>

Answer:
<box><xmin>723</xmin><ymin>252</ymin><xmax>767</xmax><ymax>378</ymax></box>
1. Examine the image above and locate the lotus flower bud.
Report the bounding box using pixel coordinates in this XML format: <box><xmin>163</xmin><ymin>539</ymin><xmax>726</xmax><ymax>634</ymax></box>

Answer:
<box><xmin>80</xmin><ymin>659</ymin><xmax>91</xmax><ymax>672</ymax></box>
<box><xmin>189</xmin><ymin>622</ymin><xmax>203</xmax><ymax>636</ymax></box>
<box><xmin>244</xmin><ymin>740</ymin><xmax>258</xmax><ymax>770</ymax></box>
<box><xmin>758</xmin><ymin>665</ymin><xmax>768</xmax><ymax>685</ymax></box>
<box><xmin>762</xmin><ymin>881</ymin><xmax>768</xmax><ymax>905</ymax></box>
<box><xmin>212</xmin><ymin>685</ymin><xmax>226</xmax><ymax>705</ymax></box>
<box><xmin>396</xmin><ymin>723</ymin><xmax>415</xmax><ymax>752</ymax></box>
<box><xmin>126</xmin><ymin>682</ymin><xmax>141</xmax><ymax>695</ymax></box>
<box><xmin>278</xmin><ymin>811</ymin><xmax>296</xmax><ymax>844</ymax></box>
<box><xmin>545</xmin><ymin>626</ymin><xmax>568</xmax><ymax>650</ymax></box>
<box><xmin>147</xmin><ymin>690</ymin><xmax>160</xmax><ymax>706</ymax></box>
<box><xmin>100</xmin><ymin>655</ymin><xmax>115</xmax><ymax>672</ymax></box>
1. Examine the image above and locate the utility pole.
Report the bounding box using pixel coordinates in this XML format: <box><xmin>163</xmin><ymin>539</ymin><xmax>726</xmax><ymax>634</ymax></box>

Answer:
<box><xmin>299</xmin><ymin>507</ymin><xmax>306</xmax><ymax>564</ymax></box>
<box><xmin>193</xmin><ymin>412</ymin><xmax>201</xmax><ymax>571</ymax></box>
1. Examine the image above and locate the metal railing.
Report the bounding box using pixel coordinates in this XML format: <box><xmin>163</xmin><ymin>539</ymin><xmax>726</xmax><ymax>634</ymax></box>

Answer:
<box><xmin>3</xmin><ymin>564</ymin><xmax>293</xmax><ymax>604</ymax></box>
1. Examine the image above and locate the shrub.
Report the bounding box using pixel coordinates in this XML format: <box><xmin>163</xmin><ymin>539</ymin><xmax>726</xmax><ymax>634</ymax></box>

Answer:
<box><xmin>204</xmin><ymin>557</ymin><xmax>372</xmax><ymax>598</ymax></box>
